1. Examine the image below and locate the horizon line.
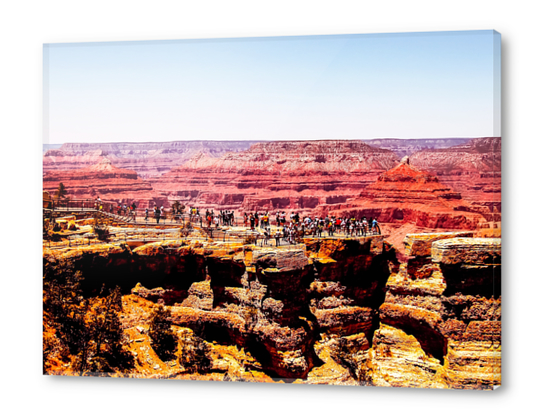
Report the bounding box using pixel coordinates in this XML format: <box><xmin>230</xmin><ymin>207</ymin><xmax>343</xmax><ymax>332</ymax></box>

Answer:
<box><xmin>44</xmin><ymin>136</ymin><xmax>501</xmax><ymax>146</ymax></box>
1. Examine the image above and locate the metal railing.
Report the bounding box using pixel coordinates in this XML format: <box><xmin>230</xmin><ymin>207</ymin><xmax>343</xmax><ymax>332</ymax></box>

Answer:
<box><xmin>43</xmin><ymin>222</ymin><xmax>382</xmax><ymax>250</ymax></box>
<box><xmin>44</xmin><ymin>199</ymin><xmax>382</xmax><ymax>250</ymax></box>
<box><xmin>45</xmin><ymin>203</ymin><xmax>383</xmax><ymax>235</ymax></box>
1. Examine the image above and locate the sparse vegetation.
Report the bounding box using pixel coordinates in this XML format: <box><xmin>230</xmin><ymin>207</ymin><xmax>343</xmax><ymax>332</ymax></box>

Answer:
<box><xmin>43</xmin><ymin>258</ymin><xmax>134</xmax><ymax>375</ymax></box>
<box><xmin>148</xmin><ymin>305</ymin><xmax>177</xmax><ymax>361</ymax></box>
<box><xmin>54</xmin><ymin>182</ymin><xmax>68</xmax><ymax>200</ymax></box>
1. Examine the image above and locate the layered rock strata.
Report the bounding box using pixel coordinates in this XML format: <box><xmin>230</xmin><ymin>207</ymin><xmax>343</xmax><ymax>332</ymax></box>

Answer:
<box><xmin>152</xmin><ymin>140</ymin><xmax>399</xmax><ymax>213</ymax></box>
<box><xmin>370</xmin><ymin>233</ymin><xmax>501</xmax><ymax>389</ymax></box>
<box><xmin>361</xmin><ymin>138</ymin><xmax>471</xmax><ymax>158</ymax></box>
<box><xmin>43</xmin><ymin>235</ymin><xmax>391</xmax><ymax>380</ymax></box>
<box><xmin>324</xmin><ymin>160</ymin><xmax>486</xmax><ymax>230</ymax></box>
<box><xmin>410</xmin><ymin>138</ymin><xmax>501</xmax><ymax>221</ymax></box>
<box><xmin>43</xmin><ymin>140</ymin><xmax>257</xmax><ymax>178</ymax></box>
<box><xmin>43</xmin><ymin>158</ymin><xmax>166</xmax><ymax>208</ymax></box>
<box><xmin>43</xmin><ymin>232</ymin><xmax>501</xmax><ymax>388</ymax></box>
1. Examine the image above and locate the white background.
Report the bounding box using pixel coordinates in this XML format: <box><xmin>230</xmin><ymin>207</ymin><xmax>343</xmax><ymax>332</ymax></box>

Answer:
<box><xmin>0</xmin><ymin>1</ymin><xmax>539</xmax><ymax>419</ymax></box>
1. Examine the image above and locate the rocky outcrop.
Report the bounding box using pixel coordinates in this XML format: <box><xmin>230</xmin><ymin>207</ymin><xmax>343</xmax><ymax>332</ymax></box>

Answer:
<box><xmin>152</xmin><ymin>140</ymin><xmax>399</xmax><ymax>213</ymax></box>
<box><xmin>42</xmin><ymin>158</ymin><xmax>166</xmax><ymax>208</ymax></box>
<box><xmin>410</xmin><ymin>138</ymin><xmax>501</xmax><ymax>220</ymax></box>
<box><xmin>43</xmin><ymin>230</ymin><xmax>500</xmax><ymax>388</ymax></box>
<box><xmin>324</xmin><ymin>160</ymin><xmax>486</xmax><ymax>230</ymax></box>
<box><xmin>369</xmin><ymin>233</ymin><xmax>501</xmax><ymax>389</ymax></box>
<box><xmin>43</xmin><ymin>140</ymin><xmax>257</xmax><ymax>178</ymax></box>
<box><xmin>43</xmin><ymin>235</ymin><xmax>390</xmax><ymax>380</ymax></box>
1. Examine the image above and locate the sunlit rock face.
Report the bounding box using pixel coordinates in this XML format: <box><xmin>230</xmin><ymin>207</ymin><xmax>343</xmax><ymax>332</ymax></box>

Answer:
<box><xmin>151</xmin><ymin>140</ymin><xmax>399</xmax><ymax>213</ymax></box>
<box><xmin>410</xmin><ymin>137</ymin><xmax>501</xmax><ymax>221</ymax></box>
<box><xmin>43</xmin><ymin>235</ymin><xmax>391</xmax><ymax>380</ymax></box>
<box><xmin>361</xmin><ymin>138</ymin><xmax>473</xmax><ymax>159</ymax></box>
<box><xmin>323</xmin><ymin>160</ymin><xmax>486</xmax><ymax>230</ymax></box>
<box><xmin>370</xmin><ymin>234</ymin><xmax>501</xmax><ymax>389</ymax></box>
<box><xmin>43</xmin><ymin>231</ymin><xmax>500</xmax><ymax>388</ymax></box>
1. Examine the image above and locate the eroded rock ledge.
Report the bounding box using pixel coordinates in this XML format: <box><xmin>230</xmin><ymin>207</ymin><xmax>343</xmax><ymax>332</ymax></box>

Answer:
<box><xmin>374</xmin><ymin>234</ymin><xmax>501</xmax><ymax>389</ymax></box>
<box><xmin>43</xmin><ymin>233</ymin><xmax>500</xmax><ymax>388</ymax></box>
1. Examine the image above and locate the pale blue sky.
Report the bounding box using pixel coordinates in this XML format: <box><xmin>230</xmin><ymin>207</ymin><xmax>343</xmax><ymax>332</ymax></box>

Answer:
<box><xmin>43</xmin><ymin>30</ymin><xmax>500</xmax><ymax>144</ymax></box>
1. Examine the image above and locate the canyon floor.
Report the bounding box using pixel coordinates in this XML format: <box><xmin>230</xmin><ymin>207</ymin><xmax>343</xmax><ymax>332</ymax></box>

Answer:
<box><xmin>43</xmin><ymin>213</ymin><xmax>501</xmax><ymax>389</ymax></box>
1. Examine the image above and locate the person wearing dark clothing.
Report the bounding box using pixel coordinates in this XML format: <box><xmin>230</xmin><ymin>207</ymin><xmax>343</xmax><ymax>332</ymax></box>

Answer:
<box><xmin>154</xmin><ymin>207</ymin><xmax>160</xmax><ymax>224</ymax></box>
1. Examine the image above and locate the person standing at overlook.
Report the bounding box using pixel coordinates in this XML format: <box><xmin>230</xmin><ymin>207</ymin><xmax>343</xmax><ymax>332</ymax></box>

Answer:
<box><xmin>154</xmin><ymin>206</ymin><xmax>160</xmax><ymax>224</ymax></box>
<box><xmin>371</xmin><ymin>217</ymin><xmax>380</xmax><ymax>235</ymax></box>
<box><xmin>274</xmin><ymin>230</ymin><xmax>281</xmax><ymax>247</ymax></box>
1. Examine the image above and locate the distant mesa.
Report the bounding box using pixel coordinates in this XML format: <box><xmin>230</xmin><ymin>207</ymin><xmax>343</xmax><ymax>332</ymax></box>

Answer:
<box><xmin>42</xmin><ymin>138</ymin><xmax>475</xmax><ymax>178</ymax></box>
<box><xmin>360</xmin><ymin>137</ymin><xmax>472</xmax><ymax>158</ymax></box>
<box><xmin>323</xmin><ymin>159</ymin><xmax>486</xmax><ymax>231</ymax></box>
<box><xmin>43</xmin><ymin>140</ymin><xmax>259</xmax><ymax>178</ymax></box>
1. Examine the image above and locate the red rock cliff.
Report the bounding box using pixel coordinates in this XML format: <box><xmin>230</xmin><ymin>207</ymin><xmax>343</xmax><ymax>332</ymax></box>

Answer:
<box><xmin>151</xmin><ymin>140</ymin><xmax>399</xmax><ymax>213</ymax></box>
<box><xmin>410</xmin><ymin>137</ymin><xmax>501</xmax><ymax>220</ymax></box>
<box><xmin>43</xmin><ymin>158</ymin><xmax>166</xmax><ymax>208</ymax></box>
<box><xmin>323</xmin><ymin>159</ymin><xmax>486</xmax><ymax>230</ymax></box>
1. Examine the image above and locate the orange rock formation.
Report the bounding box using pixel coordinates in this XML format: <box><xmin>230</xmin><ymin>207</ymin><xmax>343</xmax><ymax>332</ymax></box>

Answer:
<box><xmin>43</xmin><ymin>230</ymin><xmax>501</xmax><ymax>388</ymax></box>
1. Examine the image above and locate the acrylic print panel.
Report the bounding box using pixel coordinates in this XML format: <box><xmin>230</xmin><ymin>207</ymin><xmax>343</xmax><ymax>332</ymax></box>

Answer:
<box><xmin>42</xmin><ymin>30</ymin><xmax>501</xmax><ymax>389</ymax></box>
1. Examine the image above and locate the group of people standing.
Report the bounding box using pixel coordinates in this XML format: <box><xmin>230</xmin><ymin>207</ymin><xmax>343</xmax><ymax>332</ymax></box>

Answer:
<box><xmin>242</xmin><ymin>211</ymin><xmax>380</xmax><ymax>237</ymax></box>
<box><xmin>239</xmin><ymin>211</ymin><xmax>381</xmax><ymax>247</ymax></box>
<box><xmin>205</xmin><ymin>209</ymin><xmax>235</xmax><ymax>228</ymax></box>
<box><xmin>114</xmin><ymin>201</ymin><xmax>138</xmax><ymax>220</ymax></box>
<box><xmin>92</xmin><ymin>197</ymin><xmax>382</xmax><ymax>239</ymax></box>
<box><xmin>95</xmin><ymin>197</ymin><xmax>139</xmax><ymax>221</ymax></box>
<box><xmin>271</xmin><ymin>214</ymin><xmax>381</xmax><ymax>245</ymax></box>
<box><xmin>243</xmin><ymin>212</ymin><xmax>272</xmax><ymax>229</ymax></box>
<box><xmin>300</xmin><ymin>215</ymin><xmax>381</xmax><ymax>237</ymax></box>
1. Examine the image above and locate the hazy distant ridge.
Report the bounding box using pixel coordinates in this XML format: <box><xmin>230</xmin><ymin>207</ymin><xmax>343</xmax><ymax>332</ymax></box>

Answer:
<box><xmin>359</xmin><ymin>138</ymin><xmax>472</xmax><ymax>158</ymax></box>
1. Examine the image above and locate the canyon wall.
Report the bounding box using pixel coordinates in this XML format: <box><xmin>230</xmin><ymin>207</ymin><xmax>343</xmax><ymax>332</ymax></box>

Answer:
<box><xmin>43</xmin><ymin>233</ymin><xmax>501</xmax><ymax>388</ymax></box>
<box><xmin>42</xmin><ymin>138</ymin><xmax>500</xmax><ymax>227</ymax></box>
<box><xmin>361</xmin><ymin>138</ymin><xmax>471</xmax><ymax>158</ymax></box>
<box><xmin>151</xmin><ymin>140</ymin><xmax>399</xmax><ymax>213</ymax></box>
<box><xmin>43</xmin><ymin>140</ymin><xmax>258</xmax><ymax>178</ymax></box>
<box><xmin>42</xmin><ymin>158</ymin><xmax>167</xmax><ymax>208</ymax></box>
<box><xmin>410</xmin><ymin>137</ymin><xmax>501</xmax><ymax>219</ymax></box>
<box><xmin>372</xmin><ymin>233</ymin><xmax>501</xmax><ymax>389</ymax></box>
<box><xmin>322</xmin><ymin>159</ymin><xmax>486</xmax><ymax>231</ymax></box>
